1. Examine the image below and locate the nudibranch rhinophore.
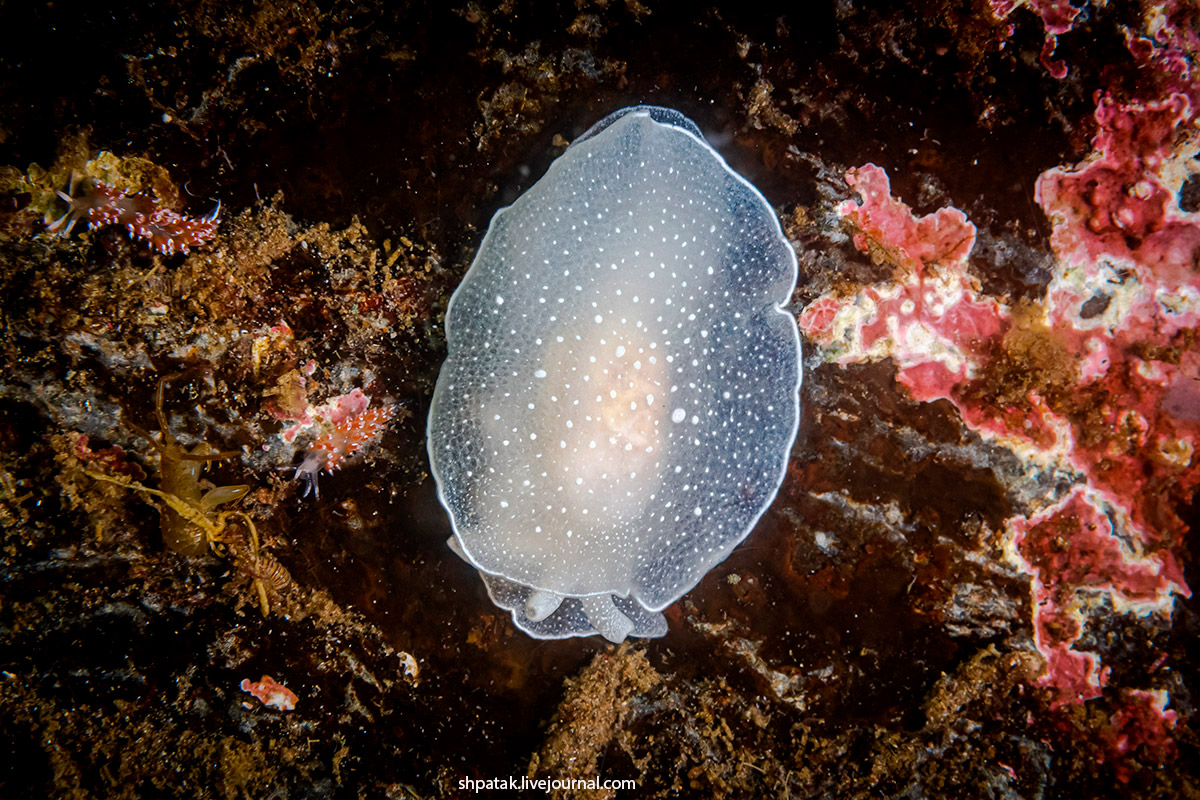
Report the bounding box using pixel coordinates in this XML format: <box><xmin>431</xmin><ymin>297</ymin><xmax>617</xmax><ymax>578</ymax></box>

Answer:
<box><xmin>428</xmin><ymin>105</ymin><xmax>802</xmax><ymax>642</ymax></box>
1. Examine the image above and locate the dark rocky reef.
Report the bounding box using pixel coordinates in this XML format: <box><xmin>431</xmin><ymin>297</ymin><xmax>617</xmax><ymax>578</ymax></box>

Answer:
<box><xmin>0</xmin><ymin>1</ymin><xmax>1195</xmax><ymax>797</ymax></box>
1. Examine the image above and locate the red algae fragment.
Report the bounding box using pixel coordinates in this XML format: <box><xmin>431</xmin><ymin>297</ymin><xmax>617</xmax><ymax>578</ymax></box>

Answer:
<box><xmin>1123</xmin><ymin>0</ymin><xmax>1200</xmax><ymax>106</ymax></box>
<box><xmin>1028</xmin><ymin>28</ymin><xmax>1200</xmax><ymax>551</ymax></box>
<box><xmin>71</xmin><ymin>433</ymin><xmax>146</xmax><ymax>481</ymax></box>
<box><xmin>988</xmin><ymin>0</ymin><xmax>1082</xmax><ymax>78</ymax></box>
<box><xmin>240</xmin><ymin>675</ymin><xmax>299</xmax><ymax>711</ymax></box>
<box><xmin>839</xmin><ymin>163</ymin><xmax>976</xmax><ymax>276</ymax></box>
<box><xmin>1107</xmin><ymin>689</ymin><xmax>1178</xmax><ymax>782</ymax></box>
<box><xmin>1007</xmin><ymin>487</ymin><xmax>1184</xmax><ymax>705</ymax></box>
<box><xmin>1036</xmin><ymin>95</ymin><xmax>1199</xmax><ymax>279</ymax></box>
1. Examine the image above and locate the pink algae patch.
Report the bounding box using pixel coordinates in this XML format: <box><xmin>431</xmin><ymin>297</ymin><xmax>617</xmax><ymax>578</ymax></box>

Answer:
<box><xmin>799</xmin><ymin>96</ymin><xmax>1196</xmax><ymax>747</ymax></box>
<box><xmin>1039</xmin><ymin>645</ymin><xmax>1104</xmax><ymax>707</ymax></box>
<box><xmin>1123</xmin><ymin>0</ymin><xmax>1200</xmax><ymax>109</ymax></box>
<box><xmin>278</xmin><ymin>386</ymin><xmax>373</xmax><ymax>444</ymax></box>
<box><xmin>1032</xmin><ymin>87</ymin><xmax>1200</xmax><ymax>549</ymax></box>
<box><xmin>793</xmin><ymin>1</ymin><xmax>1198</xmax><ymax>774</ymax></box>
<box><xmin>1108</xmin><ymin>689</ymin><xmax>1179</xmax><ymax>782</ymax></box>
<box><xmin>798</xmin><ymin>164</ymin><xmax>1008</xmax><ymax>404</ymax></box>
<box><xmin>839</xmin><ymin>164</ymin><xmax>975</xmax><ymax>277</ymax></box>
<box><xmin>71</xmin><ymin>433</ymin><xmax>146</xmax><ymax>481</ymax></box>
<box><xmin>988</xmin><ymin>0</ymin><xmax>1083</xmax><ymax>78</ymax></box>
<box><xmin>1035</xmin><ymin>94</ymin><xmax>1200</xmax><ymax>285</ymax></box>
<box><xmin>1008</xmin><ymin>487</ymin><xmax>1186</xmax><ymax>705</ymax></box>
<box><xmin>1014</xmin><ymin>488</ymin><xmax>1178</xmax><ymax>602</ymax></box>
<box><xmin>1010</xmin><ymin>60</ymin><xmax>1197</xmax><ymax>740</ymax></box>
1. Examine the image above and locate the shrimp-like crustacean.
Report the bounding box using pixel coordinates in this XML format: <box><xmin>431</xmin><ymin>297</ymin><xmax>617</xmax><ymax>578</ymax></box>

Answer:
<box><xmin>85</xmin><ymin>375</ymin><xmax>251</xmax><ymax>557</ymax></box>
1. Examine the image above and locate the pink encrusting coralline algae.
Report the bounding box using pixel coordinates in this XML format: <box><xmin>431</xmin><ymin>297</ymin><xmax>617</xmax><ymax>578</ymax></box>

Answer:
<box><xmin>292</xmin><ymin>392</ymin><xmax>395</xmax><ymax>499</ymax></box>
<box><xmin>798</xmin><ymin>10</ymin><xmax>1200</xmax><ymax>766</ymax></box>
<box><xmin>48</xmin><ymin>178</ymin><xmax>219</xmax><ymax>255</ymax></box>
<box><xmin>798</xmin><ymin>164</ymin><xmax>1008</xmax><ymax>405</ymax></box>
<box><xmin>988</xmin><ymin>0</ymin><xmax>1083</xmax><ymax>78</ymax></box>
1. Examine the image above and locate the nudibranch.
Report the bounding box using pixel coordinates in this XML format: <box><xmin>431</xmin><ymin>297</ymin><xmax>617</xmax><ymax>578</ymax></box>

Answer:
<box><xmin>48</xmin><ymin>177</ymin><xmax>219</xmax><ymax>256</ymax></box>
<box><xmin>294</xmin><ymin>401</ymin><xmax>396</xmax><ymax>499</ymax></box>
<box><xmin>428</xmin><ymin>106</ymin><xmax>802</xmax><ymax>642</ymax></box>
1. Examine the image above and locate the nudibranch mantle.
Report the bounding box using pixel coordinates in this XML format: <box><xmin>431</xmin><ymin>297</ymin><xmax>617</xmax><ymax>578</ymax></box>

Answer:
<box><xmin>428</xmin><ymin>105</ymin><xmax>802</xmax><ymax>642</ymax></box>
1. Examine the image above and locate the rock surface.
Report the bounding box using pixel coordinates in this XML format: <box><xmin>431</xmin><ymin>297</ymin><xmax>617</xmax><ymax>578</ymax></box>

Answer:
<box><xmin>0</xmin><ymin>1</ymin><xmax>1195</xmax><ymax>797</ymax></box>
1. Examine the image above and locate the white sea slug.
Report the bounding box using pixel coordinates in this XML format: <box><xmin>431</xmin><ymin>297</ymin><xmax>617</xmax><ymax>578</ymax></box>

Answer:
<box><xmin>428</xmin><ymin>106</ymin><xmax>802</xmax><ymax>642</ymax></box>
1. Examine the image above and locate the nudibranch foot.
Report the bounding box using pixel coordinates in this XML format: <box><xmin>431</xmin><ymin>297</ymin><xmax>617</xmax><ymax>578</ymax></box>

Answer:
<box><xmin>449</xmin><ymin>535</ymin><xmax>670</xmax><ymax>642</ymax></box>
<box><xmin>525</xmin><ymin>589</ymin><xmax>563</xmax><ymax>622</ymax></box>
<box><xmin>579</xmin><ymin>594</ymin><xmax>635</xmax><ymax>644</ymax></box>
